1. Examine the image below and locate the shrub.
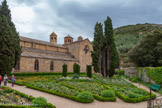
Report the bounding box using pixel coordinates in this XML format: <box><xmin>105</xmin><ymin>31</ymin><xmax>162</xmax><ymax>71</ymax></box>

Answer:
<box><xmin>127</xmin><ymin>92</ymin><xmax>138</xmax><ymax>98</ymax></box>
<box><xmin>32</xmin><ymin>97</ymin><xmax>47</xmax><ymax>107</ymax></box>
<box><xmin>146</xmin><ymin>67</ymin><xmax>162</xmax><ymax>84</ymax></box>
<box><xmin>72</xmin><ymin>74</ymin><xmax>80</xmax><ymax>79</ymax></box>
<box><xmin>86</xmin><ymin>65</ymin><xmax>92</xmax><ymax>78</ymax></box>
<box><xmin>62</xmin><ymin>64</ymin><xmax>67</xmax><ymax>77</ymax></box>
<box><xmin>77</xmin><ymin>91</ymin><xmax>94</xmax><ymax>101</ymax></box>
<box><xmin>118</xmin><ymin>70</ymin><xmax>125</xmax><ymax>75</ymax></box>
<box><xmin>73</xmin><ymin>63</ymin><xmax>80</xmax><ymax>75</ymax></box>
<box><xmin>129</xmin><ymin>76</ymin><xmax>140</xmax><ymax>82</ymax></box>
<box><xmin>2</xmin><ymin>88</ymin><xmax>12</xmax><ymax>93</ymax></box>
<box><xmin>100</xmin><ymin>90</ymin><xmax>115</xmax><ymax>98</ymax></box>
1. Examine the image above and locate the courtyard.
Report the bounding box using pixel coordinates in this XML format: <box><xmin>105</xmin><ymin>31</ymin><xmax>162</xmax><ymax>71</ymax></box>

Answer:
<box><xmin>3</xmin><ymin>73</ymin><xmax>161</xmax><ymax>108</ymax></box>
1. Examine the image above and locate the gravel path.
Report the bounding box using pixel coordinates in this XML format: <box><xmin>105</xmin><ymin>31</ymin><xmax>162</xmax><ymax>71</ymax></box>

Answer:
<box><xmin>5</xmin><ymin>82</ymin><xmax>155</xmax><ymax>108</ymax></box>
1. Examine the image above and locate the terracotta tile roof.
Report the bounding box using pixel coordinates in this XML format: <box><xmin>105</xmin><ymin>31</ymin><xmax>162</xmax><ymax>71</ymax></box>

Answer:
<box><xmin>21</xmin><ymin>53</ymin><xmax>78</xmax><ymax>61</ymax></box>
<box><xmin>50</xmin><ymin>32</ymin><xmax>57</xmax><ymax>36</ymax></box>
<box><xmin>64</xmin><ymin>35</ymin><xmax>73</xmax><ymax>39</ymax></box>
<box><xmin>64</xmin><ymin>38</ymin><xmax>90</xmax><ymax>45</ymax></box>
<box><xmin>22</xmin><ymin>47</ymin><xmax>78</xmax><ymax>61</ymax></box>
<box><xmin>20</xmin><ymin>36</ymin><xmax>65</xmax><ymax>48</ymax></box>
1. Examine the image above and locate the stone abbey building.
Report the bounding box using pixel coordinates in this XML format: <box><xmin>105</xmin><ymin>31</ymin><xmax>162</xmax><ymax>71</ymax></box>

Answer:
<box><xmin>14</xmin><ymin>32</ymin><xmax>93</xmax><ymax>72</ymax></box>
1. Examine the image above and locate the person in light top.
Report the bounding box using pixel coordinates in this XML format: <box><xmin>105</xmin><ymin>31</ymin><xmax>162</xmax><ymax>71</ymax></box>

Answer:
<box><xmin>3</xmin><ymin>74</ymin><xmax>8</xmax><ymax>86</ymax></box>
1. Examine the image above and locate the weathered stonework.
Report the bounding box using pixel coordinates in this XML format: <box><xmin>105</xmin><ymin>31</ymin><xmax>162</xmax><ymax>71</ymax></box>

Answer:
<box><xmin>14</xmin><ymin>32</ymin><xmax>93</xmax><ymax>73</ymax></box>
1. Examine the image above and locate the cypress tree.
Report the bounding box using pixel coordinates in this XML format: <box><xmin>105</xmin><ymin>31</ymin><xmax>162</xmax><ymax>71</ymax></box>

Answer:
<box><xmin>104</xmin><ymin>16</ymin><xmax>119</xmax><ymax>77</ymax></box>
<box><xmin>62</xmin><ymin>64</ymin><xmax>67</xmax><ymax>77</ymax></box>
<box><xmin>0</xmin><ymin>0</ymin><xmax>22</xmax><ymax>67</ymax></box>
<box><xmin>91</xmin><ymin>22</ymin><xmax>103</xmax><ymax>73</ymax></box>
<box><xmin>0</xmin><ymin>15</ymin><xmax>15</xmax><ymax>76</ymax></box>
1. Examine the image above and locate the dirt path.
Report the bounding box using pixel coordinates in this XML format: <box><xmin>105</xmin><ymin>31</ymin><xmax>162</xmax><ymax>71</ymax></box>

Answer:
<box><xmin>6</xmin><ymin>83</ymin><xmax>149</xmax><ymax>108</ymax></box>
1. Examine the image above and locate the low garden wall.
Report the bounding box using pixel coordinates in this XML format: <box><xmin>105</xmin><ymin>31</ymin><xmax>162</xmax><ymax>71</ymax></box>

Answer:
<box><xmin>122</xmin><ymin>67</ymin><xmax>162</xmax><ymax>84</ymax></box>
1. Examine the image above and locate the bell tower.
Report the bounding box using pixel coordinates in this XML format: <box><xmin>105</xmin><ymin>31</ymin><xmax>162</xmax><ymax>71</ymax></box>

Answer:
<box><xmin>50</xmin><ymin>32</ymin><xmax>57</xmax><ymax>44</ymax></box>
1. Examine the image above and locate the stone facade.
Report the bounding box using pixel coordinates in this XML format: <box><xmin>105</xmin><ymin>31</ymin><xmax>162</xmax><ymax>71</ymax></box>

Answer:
<box><xmin>14</xmin><ymin>32</ymin><xmax>93</xmax><ymax>73</ymax></box>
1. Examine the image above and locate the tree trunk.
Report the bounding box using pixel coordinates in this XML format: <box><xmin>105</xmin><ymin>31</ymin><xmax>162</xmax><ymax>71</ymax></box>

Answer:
<box><xmin>99</xmin><ymin>53</ymin><xmax>102</xmax><ymax>74</ymax></box>
<box><xmin>103</xmin><ymin>46</ymin><xmax>106</xmax><ymax>78</ymax></box>
<box><xmin>107</xmin><ymin>45</ymin><xmax>110</xmax><ymax>77</ymax></box>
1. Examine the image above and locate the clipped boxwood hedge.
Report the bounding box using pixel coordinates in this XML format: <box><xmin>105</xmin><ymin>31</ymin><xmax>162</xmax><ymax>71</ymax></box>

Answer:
<box><xmin>97</xmin><ymin>80</ymin><xmax>156</xmax><ymax>103</ymax></box>
<box><xmin>10</xmin><ymin>72</ymin><xmax>86</xmax><ymax>76</ymax></box>
<box><xmin>0</xmin><ymin>87</ymin><xmax>56</xmax><ymax>108</ymax></box>
<box><xmin>61</xmin><ymin>81</ymin><xmax>116</xmax><ymax>102</ymax></box>
<box><xmin>25</xmin><ymin>84</ymin><xmax>93</xmax><ymax>103</ymax></box>
<box><xmin>114</xmin><ymin>90</ymin><xmax>156</xmax><ymax>103</ymax></box>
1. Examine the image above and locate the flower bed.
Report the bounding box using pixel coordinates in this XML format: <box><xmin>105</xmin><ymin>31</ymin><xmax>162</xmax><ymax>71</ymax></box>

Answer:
<box><xmin>95</xmin><ymin>76</ymin><xmax>134</xmax><ymax>87</ymax></box>
<box><xmin>61</xmin><ymin>80</ymin><xmax>116</xmax><ymax>101</ymax></box>
<box><xmin>0</xmin><ymin>86</ymin><xmax>56</xmax><ymax>108</ymax></box>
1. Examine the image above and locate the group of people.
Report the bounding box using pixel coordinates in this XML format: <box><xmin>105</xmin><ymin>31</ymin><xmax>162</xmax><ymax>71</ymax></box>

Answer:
<box><xmin>0</xmin><ymin>74</ymin><xmax>15</xmax><ymax>87</ymax></box>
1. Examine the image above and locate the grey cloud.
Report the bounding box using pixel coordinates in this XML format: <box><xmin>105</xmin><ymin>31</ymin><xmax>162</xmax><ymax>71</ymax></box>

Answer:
<box><xmin>1</xmin><ymin>0</ymin><xmax>162</xmax><ymax>44</ymax></box>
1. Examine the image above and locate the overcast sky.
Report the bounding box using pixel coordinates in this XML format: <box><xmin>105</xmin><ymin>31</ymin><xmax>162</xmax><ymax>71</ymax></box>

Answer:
<box><xmin>0</xmin><ymin>0</ymin><xmax>162</xmax><ymax>44</ymax></box>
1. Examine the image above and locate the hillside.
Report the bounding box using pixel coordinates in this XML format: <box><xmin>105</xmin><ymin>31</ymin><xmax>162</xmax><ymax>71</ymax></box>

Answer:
<box><xmin>114</xmin><ymin>23</ymin><xmax>162</xmax><ymax>67</ymax></box>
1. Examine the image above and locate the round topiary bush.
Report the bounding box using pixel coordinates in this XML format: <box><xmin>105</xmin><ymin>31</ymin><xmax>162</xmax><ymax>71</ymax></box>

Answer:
<box><xmin>32</xmin><ymin>97</ymin><xmax>47</xmax><ymax>107</ymax></box>
<box><xmin>100</xmin><ymin>90</ymin><xmax>115</xmax><ymax>98</ymax></box>
<box><xmin>77</xmin><ymin>91</ymin><xmax>94</xmax><ymax>101</ymax></box>
<box><xmin>127</xmin><ymin>92</ymin><xmax>138</xmax><ymax>98</ymax></box>
<box><xmin>72</xmin><ymin>73</ymin><xmax>80</xmax><ymax>79</ymax></box>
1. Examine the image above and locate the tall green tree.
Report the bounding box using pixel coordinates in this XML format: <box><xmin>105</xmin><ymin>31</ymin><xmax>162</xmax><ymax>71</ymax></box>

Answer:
<box><xmin>0</xmin><ymin>0</ymin><xmax>21</xmax><ymax>67</ymax></box>
<box><xmin>100</xmin><ymin>17</ymin><xmax>119</xmax><ymax>77</ymax></box>
<box><xmin>91</xmin><ymin>22</ymin><xmax>103</xmax><ymax>73</ymax></box>
<box><xmin>92</xmin><ymin>17</ymin><xmax>119</xmax><ymax>77</ymax></box>
<box><xmin>0</xmin><ymin>15</ymin><xmax>15</xmax><ymax>76</ymax></box>
<box><xmin>104</xmin><ymin>17</ymin><xmax>119</xmax><ymax>77</ymax></box>
<box><xmin>129</xmin><ymin>31</ymin><xmax>162</xmax><ymax>67</ymax></box>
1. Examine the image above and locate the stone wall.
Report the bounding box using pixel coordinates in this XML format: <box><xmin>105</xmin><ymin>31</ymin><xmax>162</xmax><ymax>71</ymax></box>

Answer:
<box><xmin>65</xmin><ymin>39</ymin><xmax>93</xmax><ymax>72</ymax></box>
<box><xmin>79</xmin><ymin>39</ymin><xmax>93</xmax><ymax>72</ymax></box>
<box><xmin>122</xmin><ymin>67</ymin><xmax>137</xmax><ymax>77</ymax></box>
<box><xmin>122</xmin><ymin>67</ymin><xmax>154</xmax><ymax>83</ymax></box>
<box><xmin>15</xmin><ymin>57</ymin><xmax>78</xmax><ymax>73</ymax></box>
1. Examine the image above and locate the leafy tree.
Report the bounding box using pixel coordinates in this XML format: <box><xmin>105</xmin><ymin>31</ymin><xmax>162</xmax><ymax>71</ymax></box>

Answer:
<box><xmin>0</xmin><ymin>15</ymin><xmax>15</xmax><ymax>76</ymax></box>
<box><xmin>92</xmin><ymin>17</ymin><xmax>119</xmax><ymax>77</ymax></box>
<box><xmin>0</xmin><ymin>0</ymin><xmax>21</xmax><ymax>67</ymax></box>
<box><xmin>0</xmin><ymin>0</ymin><xmax>21</xmax><ymax>76</ymax></box>
<box><xmin>129</xmin><ymin>31</ymin><xmax>162</xmax><ymax>67</ymax></box>
<box><xmin>91</xmin><ymin>22</ymin><xmax>103</xmax><ymax>73</ymax></box>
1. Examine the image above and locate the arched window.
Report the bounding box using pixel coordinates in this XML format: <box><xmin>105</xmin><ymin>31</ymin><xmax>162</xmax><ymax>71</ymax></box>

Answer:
<box><xmin>50</xmin><ymin>61</ymin><xmax>54</xmax><ymax>70</ymax></box>
<box><xmin>34</xmin><ymin>60</ymin><xmax>39</xmax><ymax>71</ymax></box>
<box><xmin>15</xmin><ymin>61</ymin><xmax>20</xmax><ymax>70</ymax></box>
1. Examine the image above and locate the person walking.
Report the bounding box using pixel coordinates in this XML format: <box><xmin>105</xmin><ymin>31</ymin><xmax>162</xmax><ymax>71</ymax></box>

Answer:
<box><xmin>0</xmin><ymin>75</ymin><xmax>2</xmax><ymax>86</ymax></box>
<box><xmin>10</xmin><ymin>75</ymin><xmax>15</xmax><ymax>87</ymax></box>
<box><xmin>3</xmin><ymin>74</ymin><xmax>8</xmax><ymax>86</ymax></box>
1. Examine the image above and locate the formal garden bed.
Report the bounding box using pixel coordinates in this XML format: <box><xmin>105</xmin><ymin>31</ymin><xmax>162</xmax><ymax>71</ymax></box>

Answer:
<box><xmin>0</xmin><ymin>86</ymin><xmax>56</xmax><ymax>108</ymax></box>
<box><xmin>94</xmin><ymin>75</ymin><xmax>135</xmax><ymax>87</ymax></box>
<box><xmin>61</xmin><ymin>80</ymin><xmax>116</xmax><ymax>101</ymax></box>
<box><xmin>109</xmin><ymin>85</ymin><xmax>156</xmax><ymax>103</ymax></box>
<box><xmin>26</xmin><ymin>81</ymin><xmax>94</xmax><ymax>103</ymax></box>
<box><xmin>11</xmin><ymin>72</ymin><xmax>156</xmax><ymax>103</ymax></box>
